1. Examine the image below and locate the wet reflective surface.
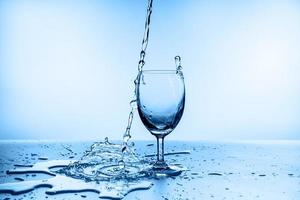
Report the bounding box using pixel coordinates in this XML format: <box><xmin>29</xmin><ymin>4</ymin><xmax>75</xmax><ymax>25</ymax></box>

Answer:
<box><xmin>0</xmin><ymin>140</ymin><xmax>300</xmax><ymax>199</ymax></box>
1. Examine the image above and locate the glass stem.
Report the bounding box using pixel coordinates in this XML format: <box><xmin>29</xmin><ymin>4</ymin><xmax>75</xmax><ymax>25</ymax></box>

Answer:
<box><xmin>156</xmin><ymin>137</ymin><xmax>164</xmax><ymax>163</ymax></box>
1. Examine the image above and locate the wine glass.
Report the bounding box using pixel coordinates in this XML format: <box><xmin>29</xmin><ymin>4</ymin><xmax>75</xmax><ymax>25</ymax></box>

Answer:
<box><xmin>137</xmin><ymin>62</ymin><xmax>185</xmax><ymax>175</ymax></box>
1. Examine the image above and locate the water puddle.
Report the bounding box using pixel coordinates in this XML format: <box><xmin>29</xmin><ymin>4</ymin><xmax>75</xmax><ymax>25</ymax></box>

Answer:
<box><xmin>0</xmin><ymin>174</ymin><xmax>152</xmax><ymax>199</ymax></box>
<box><xmin>0</xmin><ymin>139</ymin><xmax>189</xmax><ymax>199</ymax></box>
<box><xmin>8</xmin><ymin>160</ymin><xmax>73</xmax><ymax>176</ymax></box>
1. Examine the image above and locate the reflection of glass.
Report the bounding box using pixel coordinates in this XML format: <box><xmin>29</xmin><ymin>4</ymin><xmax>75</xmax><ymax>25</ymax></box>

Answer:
<box><xmin>137</xmin><ymin>69</ymin><xmax>185</xmax><ymax>175</ymax></box>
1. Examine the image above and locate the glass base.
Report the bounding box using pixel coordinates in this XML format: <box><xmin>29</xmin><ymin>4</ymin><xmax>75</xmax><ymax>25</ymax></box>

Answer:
<box><xmin>152</xmin><ymin>162</ymin><xmax>184</xmax><ymax>177</ymax></box>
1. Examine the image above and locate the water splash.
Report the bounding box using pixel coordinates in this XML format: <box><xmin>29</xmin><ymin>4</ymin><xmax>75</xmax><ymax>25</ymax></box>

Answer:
<box><xmin>60</xmin><ymin>138</ymin><xmax>153</xmax><ymax>182</ymax></box>
<box><xmin>0</xmin><ymin>139</ymin><xmax>153</xmax><ymax>199</ymax></box>
<box><xmin>0</xmin><ymin>139</ymin><xmax>190</xmax><ymax>199</ymax></box>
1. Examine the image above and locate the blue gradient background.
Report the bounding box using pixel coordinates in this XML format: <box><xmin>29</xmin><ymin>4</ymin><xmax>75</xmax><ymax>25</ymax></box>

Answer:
<box><xmin>0</xmin><ymin>0</ymin><xmax>299</xmax><ymax>140</ymax></box>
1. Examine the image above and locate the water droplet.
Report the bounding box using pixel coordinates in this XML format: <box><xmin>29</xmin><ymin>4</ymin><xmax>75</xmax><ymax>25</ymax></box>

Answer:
<box><xmin>14</xmin><ymin>177</ymin><xmax>24</xmax><ymax>181</ymax></box>
<box><xmin>208</xmin><ymin>173</ymin><xmax>222</xmax><ymax>176</ymax></box>
<box><xmin>259</xmin><ymin>174</ymin><xmax>266</xmax><ymax>177</ymax></box>
<box><xmin>118</xmin><ymin>160</ymin><xmax>125</xmax><ymax>169</ymax></box>
<box><xmin>175</xmin><ymin>55</ymin><xmax>182</xmax><ymax>71</ymax></box>
<box><xmin>38</xmin><ymin>157</ymin><xmax>48</xmax><ymax>160</ymax></box>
